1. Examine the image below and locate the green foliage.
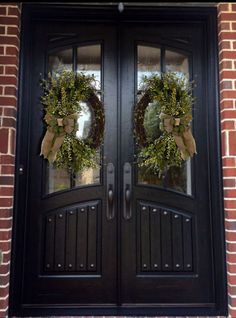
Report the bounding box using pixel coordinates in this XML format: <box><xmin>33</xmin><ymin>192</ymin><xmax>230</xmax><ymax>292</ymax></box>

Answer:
<box><xmin>142</xmin><ymin>72</ymin><xmax>194</xmax><ymax>118</ymax></box>
<box><xmin>41</xmin><ymin>71</ymin><xmax>95</xmax><ymax>117</ymax></box>
<box><xmin>138</xmin><ymin>133</ymin><xmax>182</xmax><ymax>177</ymax></box>
<box><xmin>40</xmin><ymin>71</ymin><xmax>103</xmax><ymax>172</ymax></box>
<box><xmin>143</xmin><ymin>102</ymin><xmax>162</xmax><ymax>142</ymax></box>
<box><xmin>55</xmin><ymin>135</ymin><xmax>98</xmax><ymax>172</ymax></box>
<box><xmin>136</xmin><ymin>72</ymin><xmax>195</xmax><ymax>176</ymax></box>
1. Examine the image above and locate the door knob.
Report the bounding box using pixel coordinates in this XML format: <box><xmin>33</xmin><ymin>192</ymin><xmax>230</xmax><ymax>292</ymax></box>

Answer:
<box><xmin>106</xmin><ymin>163</ymin><xmax>115</xmax><ymax>220</ymax></box>
<box><xmin>125</xmin><ymin>188</ymin><xmax>131</xmax><ymax>202</ymax></box>
<box><xmin>123</xmin><ymin>162</ymin><xmax>132</xmax><ymax>220</ymax></box>
<box><xmin>108</xmin><ymin>188</ymin><xmax>113</xmax><ymax>203</ymax></box>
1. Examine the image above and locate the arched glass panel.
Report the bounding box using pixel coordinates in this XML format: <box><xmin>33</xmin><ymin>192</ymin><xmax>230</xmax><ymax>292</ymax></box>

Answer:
<box><xmin>137</xmin><ymin>45</ymin><xmax>161</xmax><ymax>89</ymax></box>
<box><xmin>165</xmin><ymin>49</ymin><xmax>189</xmax><ymax>78</ymax></box>
<box><xmin>48</xmin><ymin>48</ymin><xmax>73</xmax><ymax>74</ymax></box>
<box><xmin>45</xmin><ymin>45</ymin><xmax>101</xmax><ymax>195</ymax></box>
<box><xmin>77</xmin><ymin>45</ymin><xmax>101</xmax><ymax>89</ymax></box>
<box><xmin>137</xmin><ymin>46</ymin><xmax>192</xmax><ymax>195</ymax></box>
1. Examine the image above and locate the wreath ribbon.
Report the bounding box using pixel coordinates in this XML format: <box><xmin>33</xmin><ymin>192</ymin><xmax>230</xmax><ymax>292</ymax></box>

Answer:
<box><xmin>160</xmin><ymin>112</ymin><xmax>197</xmax><ymax>160</ymax></box>
<box><xmin>40</xmin><ymin>113</ymin><xmax>78</xmax><ymax>163</ymax></box>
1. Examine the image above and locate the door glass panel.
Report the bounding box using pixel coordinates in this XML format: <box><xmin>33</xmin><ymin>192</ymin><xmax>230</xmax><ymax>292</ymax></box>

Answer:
<box><xmin>45</xmin><ymin>44</ymin><xmax>101</xmax><ymax>195</ymax></box>
<box><xmin>77</xmin><ymin>45</ymin><xmax>101</xmax><ymax>90</ymax></box>
<box><xmin>137</xmin><ymin>45</ymin><xmax>161</xmax><ymax>90</ymax></box>
<box><xmin>137</xmin><ymin>47</ymin><xmax>192</xmax><ymax>195</ymax></box>
<box><xmin>75</xmin><ymin>152</ymin><xmax>100</xmax><ymax>187</ymax></box>
<box><xmin>46</xmin><ymin>48</ymin><xmax>73</xmax><ymax>194</ymax></box>
<box><xmin>46</xmin><ymin>165</ymin><xmax>71</xmax><ymax>194</ymax></box>
<box><xmin>165</xmin><ymin>49</ymin><xmax>189</xmax><ymax>78</ymax></box>
<box><xmin>76</xmin><ymin>44</ymin><xmax>101</xmax><ymax>187</ymax></box>
<box><xmin>76</xmin><ymin>102</ymin><xmax>92</xmax><ymax>140</ymax></box>
<box><xmin>48</xmin><ymin>48</ymin><xmax>73</xmax><ymax>74</ymax></box>
<box><xmin>75</xmin><ymin>101</ymin><xmax>100</xmax><ymax>187</ymax></box>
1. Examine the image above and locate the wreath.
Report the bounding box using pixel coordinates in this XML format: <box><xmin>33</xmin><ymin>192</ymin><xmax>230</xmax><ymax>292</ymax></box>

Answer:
<box><xmin>134</xmin><ymin>72</ymin><xmax>197</xmax><ymax>177</ymax></box>
<box><xmin>40</xmin><ymin>71</ymin><xmax>105</xmax><ymax>172</ymax></box>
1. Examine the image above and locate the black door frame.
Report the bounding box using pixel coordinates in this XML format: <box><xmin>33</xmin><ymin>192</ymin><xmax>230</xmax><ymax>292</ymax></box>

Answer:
<box><xmin>10</xmin><ymin>3</ymin><xmax>227</xmax><ymax>317</ymax></box>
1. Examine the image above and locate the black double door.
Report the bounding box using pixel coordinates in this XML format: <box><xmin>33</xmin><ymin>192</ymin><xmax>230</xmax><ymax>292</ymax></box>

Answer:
<box><xmin>10</xmin><ymin>6</ymin><xmax>227</xmax><ymax>317</ymax></box>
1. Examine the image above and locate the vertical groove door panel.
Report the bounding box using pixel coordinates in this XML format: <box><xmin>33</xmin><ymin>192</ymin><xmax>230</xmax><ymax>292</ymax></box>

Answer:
<box><xmin>183</xmin><ymin>216</ymin><xmax>193</xmax><ymax>271</ymax></box>
<box><xmin>66</xmin><ymin>208</ymin><xmax>77</xmax><ymax>271</ymax></box>
<box><xmin>172</xmin><ymin>213</ymin><xmax>184</xmax><ymax>271</ymax></box>
<box><xmin>140</xmin><ymin>204</ymin><xmax>150</xmax><ymax>271</ymax></box>
<box><xmin>137</xmin><ymin>201</ymin><xmax>194</xmax><ymax>273</ymax></box>
<box><xmin>54</xmin><ymin>212</ymin><xmax>66</xmax><ymax>271</ymax></box>
<box><xmin>44</xmin><ymin>215</ymin><xmax>55</xmax><ymax>271</ymax></box>
<box><xmin>150</xmin><ymin>207</ymin><xmax>161</xmax><ymax>271</ymax></box>
<box><xmin>87</xmin><ymin>204</ymin><xmax>98</xmax><ymax>272</ymax></box>
<box><xmin>161</xmin><ymin>210</ymin><xmax>172</xmax><ymax>272</ymax></box>
<box><xmin>43</xmin><ymin>201</ymin><xmax>100</xmax><ymax>274</ymax></box>
<box><xmin>77</xmin><ymin>205</ymin><xmax>88</xmax><ymax>272</ymax></box>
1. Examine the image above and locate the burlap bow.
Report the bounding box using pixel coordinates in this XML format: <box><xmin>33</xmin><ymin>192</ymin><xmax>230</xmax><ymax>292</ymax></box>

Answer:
<box><xmin>159</xmin><ymin>112</ymin><xmax>197</xmax><ymax>160</ymax></box>
<box><xmin>40</xmin><ymin>113</ymin><xmax>78</xmax><ymax>163</ymax></box>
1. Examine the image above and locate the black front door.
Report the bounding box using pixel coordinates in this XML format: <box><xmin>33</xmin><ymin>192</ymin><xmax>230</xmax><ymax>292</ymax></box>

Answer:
<box><xmin>10</xmin><ymin>5</ymin><xmax>227</xmax><ymax>317</ymax></box>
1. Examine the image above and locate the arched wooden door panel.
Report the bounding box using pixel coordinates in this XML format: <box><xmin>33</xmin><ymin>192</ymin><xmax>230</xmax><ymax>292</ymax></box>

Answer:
<box><xmin>120</xmin><ymin>25</ymin><xmax>216</xmax><ymax>307</ymax></box>
<box><xmin>12</xmin><ymin>23</ymin><xmax>119</xmax><ymax>307</ymax></box>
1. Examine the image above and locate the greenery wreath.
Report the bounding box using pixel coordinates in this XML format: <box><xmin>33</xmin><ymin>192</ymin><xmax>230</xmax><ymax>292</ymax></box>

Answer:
<box><xmin>134</xmin><ymin>72</ymin><xmax>197</xmax><ymax>177</ymax></box>
<box><xmin>40</xmin><ymin>70</ymin><xmax>105</xmax><ymax>172</ymax></box>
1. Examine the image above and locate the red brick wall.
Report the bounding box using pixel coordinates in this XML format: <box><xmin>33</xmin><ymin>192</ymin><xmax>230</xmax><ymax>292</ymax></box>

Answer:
<box><xmin>218</xmin><ymin>3</ymin><xmax>236</xmax><ymax>318</ymax></box>
<box><xmin>0</xmin><ymin>3</ymin><xmax>20</xmax><ymax>317</ymax></box>
<box><xmin>0</xmin><ymin>2</ymin><xmax>235</xmax><ymax>318</ymax></box>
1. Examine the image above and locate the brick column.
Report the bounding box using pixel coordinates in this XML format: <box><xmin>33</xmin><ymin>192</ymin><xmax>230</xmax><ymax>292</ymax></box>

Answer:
<box><xmin>0</xmin><ymin>4</ymin><xmax>20</xmax><ymax>317</ymax></box>
<box><xmin>218</xmin><ymin>3</ymin><xmax>236</xmax><ymax>318</ymax></box>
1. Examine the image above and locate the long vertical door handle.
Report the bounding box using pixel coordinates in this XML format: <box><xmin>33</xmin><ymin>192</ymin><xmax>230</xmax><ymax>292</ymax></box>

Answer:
<box><xmin>123</xmin><ymin>162</ymin><xmax>132</xmax><ymax>220</ymax></box>
<box><xmin>106</xmin><ymin>163</ymin><xmax>115</xmax><ymax>220</ymax></box>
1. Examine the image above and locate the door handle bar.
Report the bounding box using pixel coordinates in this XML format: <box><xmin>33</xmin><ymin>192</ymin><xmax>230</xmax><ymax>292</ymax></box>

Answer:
<box><xmin>123</xmin><ymin>162</ymin><xmax>132</xmax><ymax>220</ymax></box>
<box><xmin>106</xmin><ymin>163</ymin><xmax>115</xmax><ymax>220</ymax></box>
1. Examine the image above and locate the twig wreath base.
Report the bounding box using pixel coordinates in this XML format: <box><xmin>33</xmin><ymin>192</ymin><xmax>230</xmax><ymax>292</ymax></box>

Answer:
<box><xmin>134</xmin><ymin>73</ymin><xmax>197</xmax><ymax>177</ymax></box>
<box><xmin>40</xmin><ymin>71</ymin><xmax>105</xmax><ymax>173</ymax></box>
